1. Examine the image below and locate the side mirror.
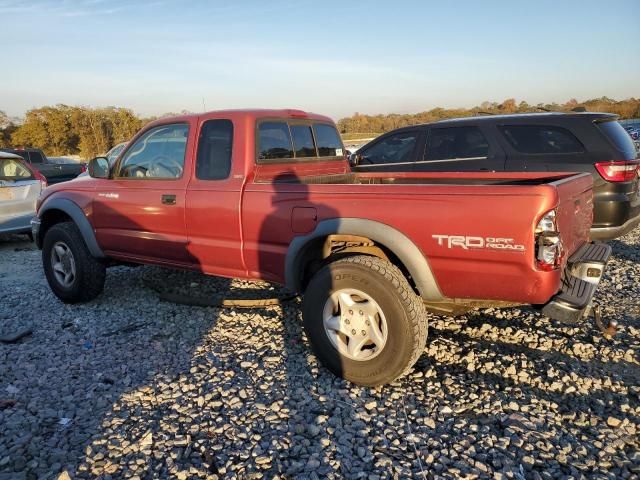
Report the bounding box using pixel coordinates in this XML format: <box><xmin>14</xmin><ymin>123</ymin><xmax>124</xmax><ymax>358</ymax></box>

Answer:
<box><xmin>349</xmin><ymin>152</ymin><xmax>361</xmax><ymax>167</ymax></box>
<box><xmin>88</xmin><ymin>157</ymin><xmax>110</xmax><ymax>179</ymax></box>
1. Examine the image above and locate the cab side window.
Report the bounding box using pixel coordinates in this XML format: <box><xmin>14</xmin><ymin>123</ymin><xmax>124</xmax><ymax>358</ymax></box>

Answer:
<box><xmin>117</xmin><ymin>124</ymin><xmax>188</xmax><ymax>179</ymax></box>
<box><xmin>29</xmin><ymin>151</ymin><xmax>45</xmax><ymax>164</ymax></box>
<box><xmin>196</xmin><ymin>120</ymin><xmax>233</xmax><ymax>180</ymax></box>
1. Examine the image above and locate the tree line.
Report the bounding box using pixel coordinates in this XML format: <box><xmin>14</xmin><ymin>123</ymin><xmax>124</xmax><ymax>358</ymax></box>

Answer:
<box><xmin>0</xmin><ymin>106</ymin><xmax>147</xmax><ymax>159</ymax></box>
<box><xmin>336</xmin><ymin>97</ymin><xmax>640</xmax><ymax>135</ymax></box>
<box><xmin>1</xmin><ymin>97</ymin><xmax>638</xmax><ymax>158</ymax></box>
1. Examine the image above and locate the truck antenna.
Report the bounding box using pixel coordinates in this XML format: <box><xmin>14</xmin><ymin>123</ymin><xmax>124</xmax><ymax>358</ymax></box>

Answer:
<box><xmin>202</xmin><ymin>98</ymin><xmax>206</xmax><ymax>112</ymax></box>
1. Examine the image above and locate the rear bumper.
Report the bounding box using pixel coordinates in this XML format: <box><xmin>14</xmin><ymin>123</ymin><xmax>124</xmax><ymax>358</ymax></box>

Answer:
<box><xmin>541</xmin><ymin>242</ymin><xmax>612</xmax><ymax>323</ymax></box>
<box><xmin>592</xmin><ymin>186</ymin><xmax>640</xmax><ymax>240</ymax></box>
<box><xmin>590</xmin><ymin>213</ymin><xmax>640</xmax><ymax>241</ymax></box>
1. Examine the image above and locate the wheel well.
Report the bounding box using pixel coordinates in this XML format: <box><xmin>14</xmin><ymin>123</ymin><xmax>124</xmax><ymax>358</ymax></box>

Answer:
<box><xmin>296</xmin><ymin>234</ymin><xmax>417</xmax><ymax>293</ymax></box>
<box><xmin>39</xmin><ymin>209</ymin><xmax>72</xmax><ymax>245</ymax></box>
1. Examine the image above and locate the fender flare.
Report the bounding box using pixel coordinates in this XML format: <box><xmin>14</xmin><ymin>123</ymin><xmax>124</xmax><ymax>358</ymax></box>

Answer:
<box><xmin>38</xmin><ymin>198</ymin><xmax>105</xmax><ymax>259</ymax></box>
<box><xmin>285</xmin><ymin>218</ymin><xmax>443</xmax><ymax>301</ymax></box>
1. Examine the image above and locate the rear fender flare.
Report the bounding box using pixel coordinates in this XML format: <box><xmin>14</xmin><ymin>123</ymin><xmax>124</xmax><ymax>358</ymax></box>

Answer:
<box><xmin>285</xmin><ymin>218</ymin><xmax>443</xmax><ymax>301</ymax></box>
<box><xmin>38</xmin><ymin>198</ymin><xmax>105</xmax><ymax>259</ymax></box>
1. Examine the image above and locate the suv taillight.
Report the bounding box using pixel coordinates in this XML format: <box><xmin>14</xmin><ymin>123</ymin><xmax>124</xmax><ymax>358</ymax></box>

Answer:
<box><xmin>594</xmin><ymin>160</ymin><xmax>640</xmax><ymax>182</ymax></box>
<box><xmin>535</xmin><ymin>209</ymin><xmax>563</xmax><ymax>271</ymax></box>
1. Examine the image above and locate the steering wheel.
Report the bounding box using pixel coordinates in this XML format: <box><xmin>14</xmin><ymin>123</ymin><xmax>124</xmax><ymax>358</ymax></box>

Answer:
<box><xmin>121</xmin><ymin>156</ymin><xmax>183</xmax><ymax>178</ymax></box>
<box><xmin>149</xmin><ymin>155</ymin><xmax>183</xmax><ymax>178</ymax></box>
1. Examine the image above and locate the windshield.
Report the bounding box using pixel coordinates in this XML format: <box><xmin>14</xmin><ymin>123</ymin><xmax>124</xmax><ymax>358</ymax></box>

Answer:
<box><xmin>0</xmin><ymin>158</ymin><xmax>34</xmax><ymax>181</ymax></box>
<box><xmin>107</xmin><ymin>143</ymin><xmax>127</xmax><ymax>165</ymax></box>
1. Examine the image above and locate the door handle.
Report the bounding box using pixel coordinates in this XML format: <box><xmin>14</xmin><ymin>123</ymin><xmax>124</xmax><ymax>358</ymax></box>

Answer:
<box><xmin>161</xmin><ymin>194</ymin><xmax>176</xmax><ymax>205</ymax></box>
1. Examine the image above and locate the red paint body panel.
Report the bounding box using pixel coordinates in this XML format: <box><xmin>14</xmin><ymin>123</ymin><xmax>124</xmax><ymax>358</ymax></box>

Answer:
<box><xmin>37</xmin><ymin>109</ymin><xmax>595</xmax><ymax>307</ymax></box>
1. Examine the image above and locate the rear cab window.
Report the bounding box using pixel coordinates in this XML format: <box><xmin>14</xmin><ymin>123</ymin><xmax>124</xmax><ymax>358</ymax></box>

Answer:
<box><xmin>257</xmin><ymin>120</ymin><xmax>344</xmax><ymax>162</ymax></box>
<box><xmin>596</xmin><ymin>120</ymin><xmax>638</xmax><ymax>160</ymax></box>
<box><xmin>28</xmin><ymin>151</ymin><xmax>45</xmax><ymax>163</ymax></box>
<box><xmin>499</xmin><ymin>125</ymin><xmax>584</xmax><ymax>154</ymax></box>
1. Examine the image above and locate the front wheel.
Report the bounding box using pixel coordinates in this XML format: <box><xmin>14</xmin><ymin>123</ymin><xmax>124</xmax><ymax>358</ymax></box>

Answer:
<box><xmin>302</xmin><ymin>255</ymin><xmax>428</xmax><ymax>386</ymax></box>
<box><xmin>42</xmin><ymin>222</ymin><xmax>106</xmax><ymax>303</ymax></box>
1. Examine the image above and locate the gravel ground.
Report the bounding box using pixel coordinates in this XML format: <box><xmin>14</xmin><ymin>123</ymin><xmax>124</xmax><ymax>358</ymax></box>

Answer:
<box><xmin>0</xmin><ymin>231</ymin><xmax>638</xmax><ymax>480</ymax></box>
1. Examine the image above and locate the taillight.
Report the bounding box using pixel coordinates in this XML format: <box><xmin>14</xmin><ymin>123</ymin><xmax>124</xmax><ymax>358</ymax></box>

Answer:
<box><xmin>535</xmin><ymin>209</ymin><xmax>563</xmax><ymax>271</ymax></box>
<box><xmin>80</xmin><ymin>164</ymin><xmax>87</xmax><ymax>173</ymax></box>
<box><xmin>594</xmin><ymin>161</ymin><xmax>639</xmax><ymax>182</ymax></box>
<box><xmin>33</xmin><ymin>170</ymin><xmax>48</xmax><ymax>190</ymax></box>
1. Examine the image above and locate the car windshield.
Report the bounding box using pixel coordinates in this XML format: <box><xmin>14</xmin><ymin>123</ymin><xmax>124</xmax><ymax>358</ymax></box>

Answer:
<box><xmin>107</xmin><ymin>143</ymin><xmax>126</xmax><ymax>164</ymax></box>
<box><xmin>0</xmin><ymin>158</ymin><xmax>34</xmax><ymax>181</ymax></box>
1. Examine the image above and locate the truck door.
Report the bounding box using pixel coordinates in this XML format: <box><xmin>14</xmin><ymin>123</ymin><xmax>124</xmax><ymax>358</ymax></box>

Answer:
<box><xmin>184</xmin><ymin>118</ymin><xmax>245</xmax><ymax>277</ymax></box>
<box><xmin>92</xmin><ymin>122</ymin><xmax>192</xmax><ymax>263</ymax></box>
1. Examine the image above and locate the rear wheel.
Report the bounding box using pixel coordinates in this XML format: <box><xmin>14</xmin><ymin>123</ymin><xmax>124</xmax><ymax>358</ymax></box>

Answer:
<box><xmin>302</xmin><ymin>255</ymin><xmax>428</xmax><ymax>386</ymax></box>
<box><xmin>43</xmin><ymin>222</ymin><xmax>106</xmax><ymax>303</ymax></box>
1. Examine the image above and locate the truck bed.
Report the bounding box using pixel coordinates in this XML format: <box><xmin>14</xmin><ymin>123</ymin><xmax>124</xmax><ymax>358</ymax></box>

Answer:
<box><xmin>263</xmin><ymin>170</ymin><xmax>583</xmax><ymax>186</ymax></box>
<box><xmin>243</xmin><ymin>170</ymin><xmax>594</xmax><ymax>305</ymax></box>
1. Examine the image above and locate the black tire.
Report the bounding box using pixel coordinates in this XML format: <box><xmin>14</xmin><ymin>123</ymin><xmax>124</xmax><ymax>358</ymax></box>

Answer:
<box><xmin>42</xmin><ymin>221</ymin><xmax>106</xmax><ymax>303</ymax></box>
<box><xmin>302</xmin><ymin>255</ymin><xmax>428</xmax><ymax>386</ymax></box>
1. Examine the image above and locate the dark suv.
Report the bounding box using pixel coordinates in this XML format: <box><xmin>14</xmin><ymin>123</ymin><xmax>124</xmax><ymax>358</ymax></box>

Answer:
<box><xmin>350</xmin><ymin>112</ymin><xmax>640</xmax><ymax>240</ymax></box>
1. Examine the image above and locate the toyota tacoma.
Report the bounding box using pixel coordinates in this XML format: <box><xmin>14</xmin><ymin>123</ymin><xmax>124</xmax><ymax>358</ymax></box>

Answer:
<box><xmin>32</xmin><ymin>109</ymin><xmax>611</xmax><ymax>386</ymax></box>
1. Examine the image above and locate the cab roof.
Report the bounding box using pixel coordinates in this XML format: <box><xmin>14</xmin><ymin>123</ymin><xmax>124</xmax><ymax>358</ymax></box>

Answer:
<box><xmin>146</xmin><ymin>109</ymin><xmax>335</xmax><ymax>129</ymax></box>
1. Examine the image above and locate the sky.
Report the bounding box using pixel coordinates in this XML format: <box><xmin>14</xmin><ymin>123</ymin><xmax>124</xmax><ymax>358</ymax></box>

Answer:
<box><xmin>1</xmin><ymin>0</ymin><xmax>639</xmax><ymax>121</ymax></box>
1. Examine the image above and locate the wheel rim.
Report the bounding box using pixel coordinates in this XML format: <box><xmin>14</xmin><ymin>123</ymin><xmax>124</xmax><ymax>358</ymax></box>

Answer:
<box><xmin>51</xmin><ymin>241</ymin><xmax>76</xmax><ymax>288</ymax></box>
<box><xmin>322</xmin><ymin>288</ymin><xmax>389</xmax><ymax>361</ymax></box>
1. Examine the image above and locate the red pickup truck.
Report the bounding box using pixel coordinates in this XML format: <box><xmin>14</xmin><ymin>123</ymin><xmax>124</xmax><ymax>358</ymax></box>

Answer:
<box><xmin>32</xmin><ymin>109</ymin><xmax>611</xmax><ymax>386</ymax></box>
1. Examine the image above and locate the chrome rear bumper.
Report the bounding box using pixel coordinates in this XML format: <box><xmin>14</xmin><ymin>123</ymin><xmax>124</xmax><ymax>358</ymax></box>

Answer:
<box><xmin>542</xmin><ymin>242</ymin><xmax>612</xmax><ymax>323</ymax></box>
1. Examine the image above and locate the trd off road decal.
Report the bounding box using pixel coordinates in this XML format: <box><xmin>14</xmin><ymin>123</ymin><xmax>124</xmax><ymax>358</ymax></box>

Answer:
<box><xmin>432</xmin><ymin>235</ymin><xmax>525</xmax><ymax>252</ymax></box>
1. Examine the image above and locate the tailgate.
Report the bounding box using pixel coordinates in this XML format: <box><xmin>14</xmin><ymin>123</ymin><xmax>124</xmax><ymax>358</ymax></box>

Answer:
<box><xmin>552</xmin><ymin>173</ymin><xmax>594</xmax><ymax>259</ymax></box>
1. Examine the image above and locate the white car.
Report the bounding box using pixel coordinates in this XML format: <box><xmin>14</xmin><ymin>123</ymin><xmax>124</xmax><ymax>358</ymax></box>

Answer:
<box><xmin>0</xmin><ymin>151</ymin><xmax>47</xmax><ymax>235</ymax></box>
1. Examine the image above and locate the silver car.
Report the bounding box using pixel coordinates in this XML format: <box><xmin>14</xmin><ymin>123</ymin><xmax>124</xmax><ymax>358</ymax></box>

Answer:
<box><xmin>0</xmin><ymin>152</ymin><xmax>45</xmax><ymax>235</ymax></box>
